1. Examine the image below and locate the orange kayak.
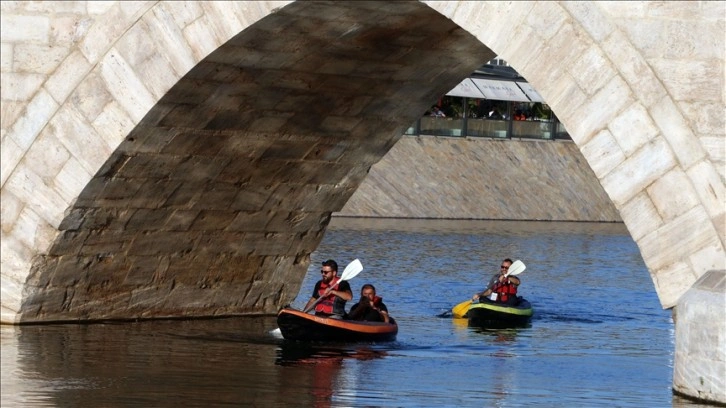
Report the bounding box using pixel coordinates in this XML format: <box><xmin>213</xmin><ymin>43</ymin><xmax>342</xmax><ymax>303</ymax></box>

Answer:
<box><xmin>276</xmin><ymin>307</ymin><xmax>398</xmax><ymax>342</ymax></box>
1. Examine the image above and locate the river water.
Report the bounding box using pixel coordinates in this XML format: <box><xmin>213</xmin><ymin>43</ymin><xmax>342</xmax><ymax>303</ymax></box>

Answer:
<box><xmin>0</xmin><ymin>218</ymin><xmax>712</xmax><ymax>407</ymax></box>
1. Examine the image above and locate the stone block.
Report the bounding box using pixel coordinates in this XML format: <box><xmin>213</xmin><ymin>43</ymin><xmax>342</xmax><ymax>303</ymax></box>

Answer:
<box><xmin>92</xmin><ymin>100</ymin><xmax>136</xmax><ymax>150</ymax></box>
<box><xmin>99</xmin><ymin>48</ymin><xmax>156</xmax><ymax>123</ymax></box>
<box><xmin>226</xmin><ymin>211</ymin><xmax>271</xmax><ymax>232</ymax></box>
<box><xmin>144</xmin><ymin>6</ymin><xmax>196</xmax><ymax>76</ymax></box>
<box><xmin>161</xmin><ymin>130</ymin><xmax>231</xmax><ymax>156</ymax></box>
<box><xmin>14</xmin><ymin>44</ymin><xmax>69</xmax><ymax>75</ymax></box>
<box><xmin>126</xmin><ymin>179</ymin><xmax>183</xmax><ymax>209</ymax></box>
<box><xmin>46</xmin><ymin>231</ymin><xmax>88</xmax><ymax>257</ymax></box>
<box><xmin>50</xmin><ymin>104</ymin><xmax>111</xmax><ymax>176</ymax></box>
<box><xmin>647</xmin><ymin>168</ymin><xmax>700</xmax><ymax>221</ymax></box>
<box><xmin>0</xmin><ymin>189</ymin><xmax>23</xmax><ymax>234</ymax></box>
<box><xmin>686</xmin><ymin>160</ymin><xmax>725</xmax><ymax>224</ymax></box>
<box><xmin>652</xmin><ymin>261</ymin><xmax>695</xmax><ymax>308</ymax></box>
<box><xmin>689</xmin><ymin>244</ymin><xmax>726</xmax><ymax>278</ymax></box>
<box><xmin>1</xmin><ymin>137</ymin><xmax>23</xmax><ymax>186</ymax></box>
<box><xmin>50</xmin><ymin>255</ymin><xmax>89</xmax><ymax>286</ymax></box>
<box><xmin>680</xmin><ymin>102</ymin><xmax>726</xmax><ymax>136</ymax></box>
<box><xmin>164</xmin><ymin>210</ymin><xmax>199</xmax><ymax>232</ymax></box>
<box><xmin>601</xmin><ymin>138</ymin><xmax>677</xmax><ymax>207</ymax></box>
<box><xmin>574</xmin><ymin>76</ymin><xmax>634</xmax><ymax>145</ymax></box>
<box><xmin>562</xmin><ymin>2</ymin><xmax>614</xmax><ymax>41</ymax></box>
<box><xmin>650</xmin><ymin>96</ymin><xmax>706</xmax><ymax>170</ymax></box>
<box><xmin>123</xmin><ymin>256</ymin><xmax>161</xmax><ymax>286</ymax></box>
<box><xmin>608</xmin><ymin>103</ymin><xmax>659</xmax><ymax>157</ymax></box>
<box><xmin>182</xmin><ymin>14</ymin><xmax>219</xmax><ymax>61</ymax></box>
<box><xmin>128</xmin><ymin>231</ymin><xmax>199</xmax><ymax>256</ymax></box>
<box><xmin>651</xmin><ymin>59</ymin><xmax>722</xmax><ymax>102</ymax></box>
<box><xmin>45</xmin><ymin>51</ymin><xmax>91</xmax><ymax>103</ymax></box>
<box><xmin>4</xmin><ymin>165</ymin><xmax>68</xmax><ymax>227</ymax></box>
<box><xmin>640</xmin><ymin>206</ymin><xmax>721</xmax><ymax>272</ymax></box>
<box><xmin>189</xmin><ymin>210</ymin><xmax>238</xmax><ymax>231</ymax></box>
<box><xmin>1</xmin><ymin>42</ymin><xmax>12</xmax><ymax>72</ymax></box>
<box><xmin>611</xmin><ymin>192</ymin><xmax>661</xmax><ymax>241</ymax></box>
<box><xmin>22</xmin><ymin>129</ymin><xmax>70</xmax><ymax>181</ymax></box>
<box><xmin>0</xmin><ymin>15</ymin><xmax>50</xmax><ymax>43</ymax></box>
<box><xmin>1</xmin><ymin>72</ymin><xmax>45</xmax><ymax>102</ymax></box>
<box><xmin>580</xmin><ymin>129</ymin><xmax>625</xmax><ymax>179</ymax></box>
<box><xmin>77</xmin><ymin>208</ymin><xmax>135</xmax><ymax>231</ymax></box>
<box><xmin>601</xmin><ymin>30</ymin><xmax>667</xmax><ymax>108</ymax></box>
<box><xmin>571</xmin><ymin>46</ymin><xmax>617</xmax><ymax>96</ymax></box>
<box><xmin>162</xmin><ymin>182</ymin><xmax>204</xmax><ymax>209</ymax></box>
<box><xmin>170</xmin><ymin>155</ymin><xmax>229</xmax><ymax>182</ymax></box>
<box><xmin>66</xmin><ymin>67</ymin><xmax>112</xmax><ymax>122</ymax></box>
<box><xmin>125</xmin><ymin>208</ymin><xmax>174</xmax><ymax>231</ymax></box>
<box><xmin>49</xmin><ymin>14</ymin><xmax>90</xmax><ymax>45</ymax></box>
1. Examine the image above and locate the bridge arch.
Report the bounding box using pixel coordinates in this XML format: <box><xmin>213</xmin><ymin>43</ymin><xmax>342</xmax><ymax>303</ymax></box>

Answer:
<box><xmin>3</xmin><ymin>0</ymin><xmax>722</xmax><ymax>323</ymax></box>
<box><xmin>1</xmin><ymin>0</ymin><xmax>722</xmax><ymax>322</ymax></box>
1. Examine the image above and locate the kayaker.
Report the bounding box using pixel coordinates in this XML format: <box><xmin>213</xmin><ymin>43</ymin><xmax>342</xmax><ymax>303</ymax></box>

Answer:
<box><xmin>304</xmin><ymin>259</ymin><xmax>353</xmax><ymax>318</ymax></box>
<box><xmin>348</xmin><ymin>284</ymin><xmax>390</xmax><ymax>323</ymax></box>
<box><xmin>472</xmin><ymin>258</ymin><xmax>521</xmax><ymax>305</ymax></box>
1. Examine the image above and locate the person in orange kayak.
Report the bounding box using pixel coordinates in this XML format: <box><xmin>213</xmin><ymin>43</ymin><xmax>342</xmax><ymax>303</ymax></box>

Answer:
<box><xmin>304</xmin><ymin>259</ymin><xmax>353</xmax><ymax>318</ymax></box>
<box><xmin>348</xmin><ymin>284</ymin><xmax>390</xmax><ymax>323</ymax></box>
<box><xmin>472</xmin><ymin>258</ymin><xmax>521</xmax><ymax>305</ymax></box>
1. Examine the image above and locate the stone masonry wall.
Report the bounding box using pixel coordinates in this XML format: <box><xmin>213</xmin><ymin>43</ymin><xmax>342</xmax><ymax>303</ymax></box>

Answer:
<box><xmin>337</xmin><ymin>136</ymin><xmax>622</xmax><ymax>222</ymax></box>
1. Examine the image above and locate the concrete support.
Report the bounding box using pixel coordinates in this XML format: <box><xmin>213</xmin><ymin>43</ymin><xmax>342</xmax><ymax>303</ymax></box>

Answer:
<box><xmin>673</xmin><ymin>270</ymin><xmax>726</xmax><ymax>405</ymax></box>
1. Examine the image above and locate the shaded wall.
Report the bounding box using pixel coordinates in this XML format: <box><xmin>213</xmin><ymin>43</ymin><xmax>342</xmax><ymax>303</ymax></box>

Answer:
<box><xmin>337</xmin><ymin>136</ymin><xmax>621</xmax><ymax>222</ymax></box>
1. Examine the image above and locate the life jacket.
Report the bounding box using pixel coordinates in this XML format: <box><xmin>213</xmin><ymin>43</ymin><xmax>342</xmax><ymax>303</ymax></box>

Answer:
<box><xmin>315</xmin><ymin>277</ymin><xmax>343</xmax><ymax>315</ymax></box>
<box><xmin>491</xmin><ymin>279</ymin><xmax>518</xmax><ymax>303</ymax></box>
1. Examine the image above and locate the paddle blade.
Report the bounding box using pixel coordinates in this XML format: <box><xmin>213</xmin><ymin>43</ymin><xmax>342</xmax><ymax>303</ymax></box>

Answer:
<box><xmin>339</xmin><ymin>258</ymin><xmax>363</xmax><ymax>281</ymax></box>
<box><xmin>452</xmin><ymin>300</ymin><xmax>472</xmax><ymax>318</ymax></box>
<box><xmin>506</xmin><ymin>260</ymin><xmax>526</xmax><ymax>276</ymax></box>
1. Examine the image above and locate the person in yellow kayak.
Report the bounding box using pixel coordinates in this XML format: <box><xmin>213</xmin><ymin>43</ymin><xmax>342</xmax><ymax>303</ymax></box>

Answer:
<box><xmin>472</xmin><ymin>258</ymin><xmax>521</xmax><ymax>305</ymax></box>
<box><xmin>304</xmin><ymin>259</ymin><xmax>353</xmax><ymax>318</ymax></box>
<box><xmin>348</xmin><ymin>284</ymin><xmax>390</xmax><ymax>323</ymax></box>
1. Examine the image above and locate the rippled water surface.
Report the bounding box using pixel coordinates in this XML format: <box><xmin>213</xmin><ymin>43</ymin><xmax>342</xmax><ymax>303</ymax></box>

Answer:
<box><xmin>1</xmin><ymin>219</ymin><xmax>712</xmax><ymax>407</ymax></box>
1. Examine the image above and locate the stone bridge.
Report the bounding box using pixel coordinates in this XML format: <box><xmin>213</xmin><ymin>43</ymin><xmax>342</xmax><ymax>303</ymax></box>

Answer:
<box><xmin>1</xmin><ymin>1</ymin><xmax>724</xmax><ymax>402</ymax></box>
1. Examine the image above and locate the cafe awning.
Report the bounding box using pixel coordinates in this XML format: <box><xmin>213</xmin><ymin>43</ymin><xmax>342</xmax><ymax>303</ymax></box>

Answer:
<box><xmin>445</xmin><ymin>78</ymin><xmax>487</xmax><ymax>99</ymax></box>
<box><xmin>469</xmin><ymin>78</ymin><xmax>531</xmax><ymax>102</ymax></box>
<box><xmin>516</xmin><ymin>81</ymin><xmax>544</xmax><ymax>103</ymax></box>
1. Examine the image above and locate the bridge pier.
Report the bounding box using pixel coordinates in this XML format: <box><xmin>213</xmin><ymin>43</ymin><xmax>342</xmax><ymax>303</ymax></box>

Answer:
<box><xmin>673</xmin><ymin>270</ymin><xmax>726</xmax><ymax>404</ymax></box>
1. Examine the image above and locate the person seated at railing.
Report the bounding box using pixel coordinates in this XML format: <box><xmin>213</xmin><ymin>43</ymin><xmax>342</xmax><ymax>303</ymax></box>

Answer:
<box><xmin>430</xmin><ymin>106</ymin><xmax>446</xmax><ymax>118</ymax></box>
<box><xmin>514</xmin><ymin>109</ymin><xmax>526</xmax><ymax>121</ymax></box>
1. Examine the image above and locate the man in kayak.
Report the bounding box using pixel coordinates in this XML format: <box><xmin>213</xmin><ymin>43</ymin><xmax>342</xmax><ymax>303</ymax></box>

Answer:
<box><xmin>472</xmin><ymin>258</ymin><xmax>521</xmax><ymax>305</ymax></box>
<box><xmin>304</xmin><ymin>259</ymin><xmax>353</xmax><ymax>318</ymax></box>
<box><xmin>348</xmin><ymin>284</ymin><xmax>390</xmax><ymax>323</ymax></box>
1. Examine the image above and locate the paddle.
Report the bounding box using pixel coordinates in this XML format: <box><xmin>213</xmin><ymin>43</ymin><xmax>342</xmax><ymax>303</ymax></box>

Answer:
<box><xmin>302</xmin><ymin>258</ymin><xmax>363</xmax><ymax>313</ymax></box>
<box><xmin>451</xmin><ymin>260</ymin><xmax>526</xmax><ymax>318</ymax></box>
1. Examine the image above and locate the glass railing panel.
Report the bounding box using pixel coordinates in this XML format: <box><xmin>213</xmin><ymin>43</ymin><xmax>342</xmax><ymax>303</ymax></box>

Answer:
<box><xmin>512</xmin><ymin>120</ymin><xmax>554</xmax><ymax>139</ymax></box>
<box><xmin>555</xmin><ymin>122</ymin><xmax>571</xmax><ymax>140</ymax></box>
<box><xmin>466</xmin><ymin>118</ymin><xmax>508</xmax><ymax>138</ymax></box>
<box><xmin>419</xmin><ymin>117</ymin><xmax>464</xmax><ymax>137</ymax></box>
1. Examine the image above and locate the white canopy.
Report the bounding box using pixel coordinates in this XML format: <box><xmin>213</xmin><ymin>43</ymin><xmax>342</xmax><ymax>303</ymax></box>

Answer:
<box><xmin>445</xmin><ymin>78</ymin><xmax>487</xmax><ymax>99</ymax></box>
<box><xmin>516</xmin><ymin>81</ymin><xmax>544</xmax><ymax>103</ymax></box>
<box><xmin>469</xmin><ymin>78</ymin><xmax>531</xmax><ymax>102</ymax></box>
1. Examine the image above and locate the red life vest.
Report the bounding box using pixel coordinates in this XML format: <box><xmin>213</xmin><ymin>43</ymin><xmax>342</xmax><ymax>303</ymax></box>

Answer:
<box><xmin>315</xmin><ymin>277</ymin><xmax>341</xmax><ymax>314</ymax></box>
<box><xmin>492</xmin><ymin>279</ymin><xmax>518</xmax><ymax>303</ymax></box>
